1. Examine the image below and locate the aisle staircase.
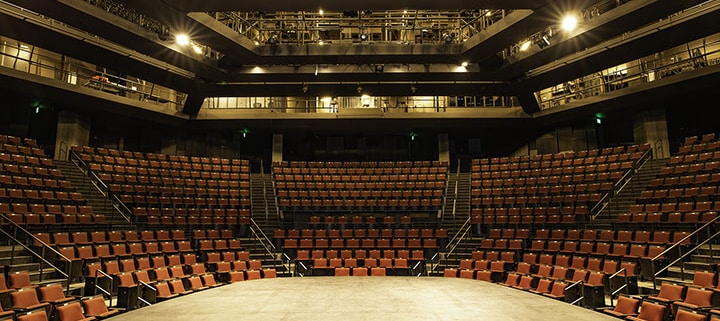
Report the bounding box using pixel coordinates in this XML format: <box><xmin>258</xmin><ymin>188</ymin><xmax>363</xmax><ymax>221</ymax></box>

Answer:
<box><xmin>54</xmin><ymin>160</ymin><xmax>130</xmax><ymax>227</ymax></box>
<box><xmin>248</xmin><ymin>173</ymin><xmax>290</xmax><ymax>277</ymax></box>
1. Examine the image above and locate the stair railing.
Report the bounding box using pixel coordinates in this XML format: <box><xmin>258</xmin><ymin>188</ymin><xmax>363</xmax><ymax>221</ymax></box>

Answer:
<box><xmin>608</xmin><ymin>268</ymin><xmax>629</xmax><ymax>307</ymax></box>
<box><xmin>591</xmin><ymin>147</ymin><xmax>653</xmax><ymax>220</ymax></box>
<box><xmin>565</xmin><ymin>280</ymin><xmax>584</xmax><ymax>306</ymax></box>
<box><xmin>137</xmin><ymin>280</ymin><xmax>155</xmax><ymax>307</ymax></box>
<box><xmin>93</xmin><ymin>269</ymin><xmax>114</xmax><ymax>306</ymax></box>
<box><xmin>249</xmin><ymin>218</ymin><xmax>291</xmax><ymax>273</ymax></box>
<box><xmin>430</xmin><ymin>216</ymin><xmax>472</xmax><ymax>275</ymax></box>
<box><xmin>651</xmin><ymin>214</ymin><xmax>720</xmax><ymax>290</ymax></box>
<box><xmin>0</xmin><ymin>214</ymin><xmax>71</xmax><ymax>291</ymax></box>
<box><xmin>69</xmin><ymin>149</ymin><xmax>133</xmax><ymax>224</ymax></box>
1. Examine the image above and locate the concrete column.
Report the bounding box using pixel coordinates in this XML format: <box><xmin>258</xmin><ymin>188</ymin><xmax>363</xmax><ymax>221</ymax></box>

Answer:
<box><xmin>438</xmin><ymin>133</ymin><xmax>449</xmax><ymax>163</ymax></box>
<box><xmin>54</xmin><ymin>111</ymin><xmax>90</xmax><ymax>160</ymax></box>
<box><xmin>633</xmin><ymin>109</ymin><xmax>670</xmax><ymax>158</ymax></box>
<box><xmin>160</xmin><ymin>135</ymin><xmax>177</xmax><ymax>155</ymax></box>
<box><xmin>272</xmin><ymin>133</ymin><xmax>283</xmax><ymax>164</ymax></box>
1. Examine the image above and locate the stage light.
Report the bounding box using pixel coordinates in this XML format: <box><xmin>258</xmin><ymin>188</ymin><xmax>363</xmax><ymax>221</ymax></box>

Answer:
<box><xmin>443</xmin><ymin>33</ymin><xmax>454</xmax><ymax>44</ymax></box>
<box><xmin>267</xmin><ymin>35</ymin><xmax>279</xmax><ymax>45</ymax></box>
<box><xmin>561</xmin><ymin>15</ymin><xmax>578</xmax><ymax>31</ymax></box>
<box><xmin>175</xmin><ymin>34</ymin><xmax>190</xmax><ymax>46</ymax></box>
<box><xmin>360</xmin><ymin>33</ymin><xmax>368</xmax><ymax>41</ymax></box>
<box><xmin>519</xmin><ymin>41</ymin><xmax>531</xmax><ymax>51</ymax></box>
<box><xmin>319</xmin><ymin>9</ymin><xmax>324</xmax><ymax>15</ymax></box>
<box><xmin>536</xmin><ymin>35</ymin><xmax>550</xmax><ymax>48</ymax></box>
<box><xmin>461</xmin><ymin>62</ymin><xmax>469</xmax><ymax>67</ymax></box>
<box><xmin>192</xmin><ymin>44</ymin><xmax>203</xmax><ymax>54</ymax></box>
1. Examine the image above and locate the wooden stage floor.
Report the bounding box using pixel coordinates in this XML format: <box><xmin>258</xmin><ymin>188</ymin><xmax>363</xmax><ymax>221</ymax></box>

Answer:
<box><xmin>109</xmin><ymin>277</ymin><xmax>618</xmax><ymax>321</ymax></box>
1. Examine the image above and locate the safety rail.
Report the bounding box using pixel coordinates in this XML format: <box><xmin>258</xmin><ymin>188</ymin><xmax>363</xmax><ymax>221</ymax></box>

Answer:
<box><xmin>565</xmin><ymin>280</ymin><xmax>584</xmax><ymax>306</ymax></box>
<box><xmin>93</xmin><ymin>269</ymin><xmax>114</xmax><ymax>306</ymax></box>
<box><xmin>0</xmin><ymin>214</ymin><xmax>71</xmax><ymax>291</ymax></box>
<box><xmin>651</xmin><ymin>213</ymin><xmax>720</xmax><ymax>290</ymax></box>
<box><xmin>137</xmin><ymin>280</ymin><xmax>155</xmax><ymax>307</ymax></box>
<box><xmin>429</xmin><ymin>215</ymin><xmax>472</xmax><ymax>275</ymax></box>
<box><xmin>591</xmin><ymin>147</ymin><xmax>653</xmax><ymax>220</ymax></box>
<box><xmin>608</xmin><ymin>268</ymin><xmax>629</xmax><ymax>307</ymax></box>
<box><xmin>249</xmin><ymin>218</ymin><xmax>292</xmax><ymax>273</ymax></box>
<box><xmin>69</xmin><ymin>149</ymin><xmax>134</xmax><ymax>224</ymax></box>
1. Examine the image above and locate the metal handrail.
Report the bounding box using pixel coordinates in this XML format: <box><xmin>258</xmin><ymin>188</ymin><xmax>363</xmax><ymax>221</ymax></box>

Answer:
<box><xmin>652</xmin><ymin>227</ymin><xmax>720</xmax><ymax>290</ymax></box>
<box><xmin>591</xmin><ymin>147</ymin><xmax>653</xmax><ymax>220</ymax></box>
<box><xmin>69</xmin><ymin>149</ymin><xmax>133</xmax><ymax>223</ymax></box>
<box><xmin>608</xmin><ymin>268</ymin><xmax>629</xmax><ymax>306</ymax></box>
<box><xmin>93</xmin><ymin>269</ymin><xmax>114</xmax><ymax>306</ymax></box>
<box><xmin>652</xmin><ymin>214</ymin><xmax>719</xmax><ymax>263</ymax></box>
<box><xmin>137</xmin><ymin>280</ymin><xmax>156</xmax><ymax>306</ymax></box>
<box><xmin>565</xmin><ymin>279</ymin><xmax>585</xmax><ymax>306</ymax></box>
<box><xmin>0</xmin><ymin>215</ymin><xmax>70</xmax><ymax>290</ymax></box>
<box><xmin>446</xmin><ymin>216</ymin><xmax>472</xmax><ymax>248</ymax></box>
<box><xmin>249</xmin><ymin>218</ymin><xmax>292</xmax><ymax>272</ymax></box>
<box><xmin>430</xmin><ymin>216</ymin><xmax>472</xmax><ymax>274</ymax></box>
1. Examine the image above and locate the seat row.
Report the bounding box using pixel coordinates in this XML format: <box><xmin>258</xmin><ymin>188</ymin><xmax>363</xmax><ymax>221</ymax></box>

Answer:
<box><xmin>0</xmin><ymin>177</ymin><xmax>74</xmax><ymax>192</ymax></box>
<box><xmin>472</xmin><ymin>165</ymin><xmax>633</xmax><ymax>181</ymax></box>
<box><xmin>74</xmin><ymin>145</ymin><xmax>250</xmax><ymax>166</ymax></box>
<box><xmin>0</xmin><ymin>153</ymin><xmax>53</xmax><ymax>168</ymax></box>
<box><xmin>274</xmin><ymin>160</ymin><xmax>447</xmax><ymax>169</ymax></box>
<box><xmin>668</xmin><ymin>150</ymin><xmax>720</xmax><ymax>166</ymax></box>
<box><xmin>618</xmin><ymin>211</ymin><xmax>718</xmax><ymax>225</ymax></box>
<box><xmin>0</xmin><ymin>135</ymin><xmax>38</xmax><ymax>147</ymax></box>
<box><xmin>472</xmin><ymin>144</ymin><xmax>649</xmax><ymax>165</ymax></box>
<box><xmin>639</xmin><ymin>188</ymin><xmax>720</xmax><ymax>203</ymax></box>
<box><xmin>0</xmin><ymin>164</ymin><xmax>62</xmax><ymax>179</ymax></box>
<box><xmin>282</xmin><ymin>238</ymin><xmax>439</xmax><ymax>249</ymax></box>
<box><xmin>630</xmin><ymin>201</ymin><xmax>720</xmax><ymax>214</ymax></box>
<box><xmin>296</xmin><ymin>249</ymin><xmax>425</xmax><ymax>261</ymax></box>
<box><xmin>274</xmin><ymin>228</ymin><xmax>447</xmax><ymax>239</ymax></box>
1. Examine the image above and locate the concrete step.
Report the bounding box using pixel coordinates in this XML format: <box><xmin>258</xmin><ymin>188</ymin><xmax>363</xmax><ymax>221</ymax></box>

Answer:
<box><xmin>0</xmin><ymin>255</ymin><xmax>34</xmax><ymax>266</ymax></box>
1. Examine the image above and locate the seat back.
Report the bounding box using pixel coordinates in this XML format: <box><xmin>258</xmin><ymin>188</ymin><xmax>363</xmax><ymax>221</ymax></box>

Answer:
<box><xmin>613</xmin><ymin>296</ymin><xmax>639</xmax><ymax>315</ymax></box>
<box><xmin>38</xmin><ymin>284</ymin><xmax>66</xmax><ymax>302</ymax></box>
<box><xmin>9</xmin><ymin>272</ymin><xmax>32</xmax><ymax>289</ymax></box>
<box><xmin>17</xmin><ymin>311</ymin><xmax>49</xmax><ymax>321</ymax></box>
<box><xmin>657</xmin><ymin>283</ymin><xmax>684</xmax><ymax>301</ymax></box>
<box><xmin>684</xmin><ymin>287</ymin><xmax>712</xmax><ymax>306</ymax></box>
<box><xmin>82</xmin><ymin>296</ymin><xmax>110</xmax><ymax>315</ymax></box>
<box><xmin>11</xmin><ymin>288</ymin><xmax>41</xmax><ymax>308</ymax></box>
<box><xmin>675</xmin><ymin>309</ymin><xmax>709</xmax><ymax>321</ymax></box>
<box><xmin>636</xmin><ymin>302</ymin><xmax>665</xmax><ymax>321</ymax></box>
<box><xmin>56</xmin><ymin>302</ymin><xmax>85</xmax><ymax>321</ymax></box>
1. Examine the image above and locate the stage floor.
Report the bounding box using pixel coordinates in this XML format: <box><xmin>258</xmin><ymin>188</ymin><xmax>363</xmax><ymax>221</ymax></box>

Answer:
<box><xmin>110</xmin><ymin>277</ymin><xmax>618</xmax><ymax>321</ymax></box>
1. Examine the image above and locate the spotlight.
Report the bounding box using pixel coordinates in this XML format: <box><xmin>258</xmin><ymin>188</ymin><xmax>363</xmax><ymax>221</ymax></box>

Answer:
<box><xmin>443</xmin><ymin>33</ymin><xmax>454</xmax><ymax>44</ymax></box>
<box><xmin>302</xmin><ymin>84</ymin><xmax>309</xmax><ymax>93</ymax></box>
<box><xmin>561</xmin><ymin>15</ymin><xmax>578</xmax><ymax>31</ymax></box>
<box><xmin>267</xmin><ymin>35</ymin><xmax>279</xmax><ymax>45</ymax></box>
<box><xmin>356</xmin><ymin>85</ymin><xmax>363</xmax><ymax>94</ymax></box>
<box><xmin>519</xmin><ymin>41</ymin><xmax>532</xmax><ymax>51</ymax></box>
<box><xmin>192</xmin><ymin>44</ymin><xmax>203</xmax><ymax>54</ymax></box>
<box><xmin>374</xmin><ymin>64</ymin><xmax>384</xmax><ymax>73</ymax></box>
<box><xmin>536</xmin><ymin>35</ymin><xmax>550</xmax><ymax>48</ymax></box>
<box><xmin>175</xmin><ymin>34</ymin><xmax>190</xmax><ymax>46</ymax></box>
<box><xmin>410</xmin><ymin>84</ymin><xmax>417</xmax><ymax>94</ymax></box>
<box><xmin>461</xmin><ymin>61</ymin><xmax>469</xmax><ymax>67</ymax></box>
<box><xmin>359</xmin><ymin>33</ymin><xmax>368</xmax><ymax>41</ymax></box>
<box><xmin>318</xmin><ymin>9</ymin><xmax>324</xmax><ymax>15</ymax></box>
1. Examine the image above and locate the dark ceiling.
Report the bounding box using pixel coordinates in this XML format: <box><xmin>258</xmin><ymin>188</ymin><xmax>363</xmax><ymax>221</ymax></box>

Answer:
<box><xmin>0</xmin><ymin>0</ymin><xmax>716</xmax><ymax>116</ymax></box>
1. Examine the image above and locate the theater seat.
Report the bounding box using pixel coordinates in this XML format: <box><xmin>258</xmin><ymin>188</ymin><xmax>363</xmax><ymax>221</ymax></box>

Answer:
<box><xmin>601</xmin><ymin>295</ymin><xmax>639</xmax><ymax>318</ymax></box>
<box><xmin>16</xmin><ymin>310</ymin><xmax>49</xmax><ymax>321</ymax></box>
<box><xmin>81</xmin><ymin>296</ymin><xmax>120</xmax><ymax>319</ymax></box>
<box><xmin>334</xmin><ymin>267</ymin><xmax>350</xmax><ymax>276</ymax></box>
<box><xmin>627</xmin><ymin>301</ymin><xmax>666</xmax><ymax>321</ymax></box>
<box><xmin>56</xmin><ymin>302</ymin><xmax>96</xmax><ymax>321</ymax></box>
<box><xmin>370</xmin><ymin>268</ymin><xmax>386</xmax><ymax>276</ymax></box>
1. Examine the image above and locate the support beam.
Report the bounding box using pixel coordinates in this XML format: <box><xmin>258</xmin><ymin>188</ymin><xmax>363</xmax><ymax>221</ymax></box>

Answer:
<box><xmin>166</xmin><ymin>0</ymin><xmax>556</xmax><ymax>12</ymax></box>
